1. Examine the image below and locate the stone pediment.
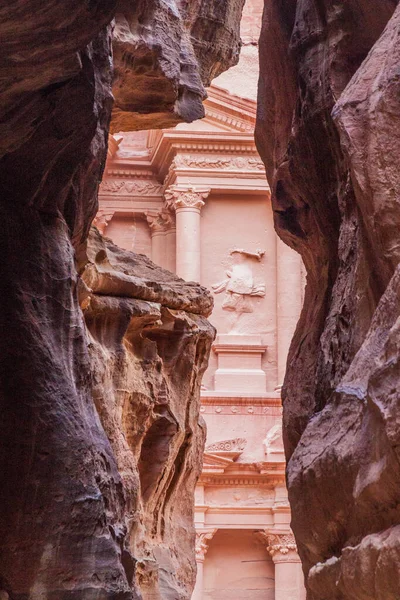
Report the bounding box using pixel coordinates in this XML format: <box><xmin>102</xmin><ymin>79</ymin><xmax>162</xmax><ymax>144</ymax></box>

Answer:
<box><xmin>176</xmin><ymin>85</ymin><xmax>256</xmax><ymax>133</ymax></box>
<box><xmin>202</xmin><ymin>452</ymin><xmax>234</xmax><ymax>475</ymax></box>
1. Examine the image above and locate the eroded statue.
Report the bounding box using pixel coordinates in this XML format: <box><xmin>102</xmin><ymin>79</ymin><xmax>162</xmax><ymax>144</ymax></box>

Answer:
<box><xmin>212</xmin><ymin>249</ymin><xmax>266</xmax><ymax>313</ymax></box>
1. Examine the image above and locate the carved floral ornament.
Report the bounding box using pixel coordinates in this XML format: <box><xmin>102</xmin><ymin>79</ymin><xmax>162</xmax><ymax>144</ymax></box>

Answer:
<box><xmin>92</xmin><ymin>210</ymin><xmax>115</xmax><ymax>234</ymax></box>
<box><xmin>145</xmin><ymin>209</ymin><xmax>175</xmax><ymax>233</ymax></box>
<box><xmin>195</xmin><ymin>530</ymin><xmax>217</xmax><ymax>562</ymax></box>
<box><xmin>206</xmin><ymin>438</ymin><xmax>247</xmax><ymax>453</ymax></box>
<box><xmin>99</xmin><ymin>179</ymin><xmax>164</xmax><ymax>196</ymax></box>
<box><xmin>256</xmin><ymin>531</ymin><xmax>298</xmax><ymax>559</ymax></box>
<box><xmin>172</xmin><ymin>154</ymin><xmax>265</xmax><ymax>171</ymax></box>
<box><xmin>164</xmin><ymin>186</ymin><xmax>211</xmax><ymax>211</ymax></box>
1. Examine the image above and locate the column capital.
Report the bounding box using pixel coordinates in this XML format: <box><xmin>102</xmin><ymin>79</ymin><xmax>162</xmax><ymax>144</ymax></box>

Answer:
<box><xmin>195</xmin><ymin>529</ymin><xmax>217</xmax><ymax>563</ymax></box>
<box><xmin>146</xmin><ymin>210</ymin><xmax>174</xmax><ymax>234</ymax></box>
<box><xmin>165</xmin><ymin>186</ymin><xmax>210</xmax><ymax>211</ymax></box>
<box><xmin>257</xmin><ymin>531</ymin><xmax>299</xmax><ymax>563</ymax></box>
<box><xmin>92</xmin><ymin>210</ymin><xmax>115</xmax><ymax>235</ymax></box>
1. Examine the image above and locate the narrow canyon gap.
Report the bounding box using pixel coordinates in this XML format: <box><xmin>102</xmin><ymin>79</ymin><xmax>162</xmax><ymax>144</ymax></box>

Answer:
<box><xmin>0</xmin><ymin>1</ymin><xmax>244</xmax><ymax>598</ymax></box>
<box><xmin>256</xmin><ymin>1</ymin><xmax>400</xmax><ymax>599</ymax></box>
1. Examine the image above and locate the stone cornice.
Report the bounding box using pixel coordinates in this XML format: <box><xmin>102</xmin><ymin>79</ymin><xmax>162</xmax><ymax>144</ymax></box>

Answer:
<box><xmin>205</xmin><ymin>85</ymin><xmax>256</xmax><ymax>120</ymax></box>
<box><xmin>203</xmin><ymin>108</ymin><xmax>254</xmax><ymax>133</ymax></box>
<box><xmin>199</xmin><ymin>476</ymin><xmax>285</xmax><ymax>486</ymax></box>
<box><xmin>151</xmin><ymin>131</ymin><xmax>259</xmax><ymax>180</ymax></box>
<box><xmin>105</xmin><ymin>168</ymin><xmax>154</xmax><ymax>179</ymax></box>
<box><xmin>200</xmin><ymin>394</ymin><xmax>281</xmax><ymax>407</ymax></box>
<box><xmin>199</xmin><ymin>456</ymin><xmax>286</xmax><ymax>484</ymax></box>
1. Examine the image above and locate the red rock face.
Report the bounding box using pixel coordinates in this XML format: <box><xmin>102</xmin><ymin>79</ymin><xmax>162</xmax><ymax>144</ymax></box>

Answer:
<box><xmin>256</xmin><ymin>1</ymin><xmax>400</xmax><ymax>598</ymax></box>
<box><xmin>0</xmin><ymin>1</ymin><xmax>241</xmax><ymax>598</ymax></box>
<box><xmin>112</xmin><ymin>0</ymin><xmax>245</xmax><ymax>132</ymax></box>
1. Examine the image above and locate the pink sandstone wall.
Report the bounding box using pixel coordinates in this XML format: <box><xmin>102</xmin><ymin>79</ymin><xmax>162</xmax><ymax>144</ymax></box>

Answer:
<box><xmin>202</xmin><ymin>409</ymin><xmax>279</xmax><ymax>463</ymax></box>
<box><xmin>203</xmin><ymin>529</ymin><xmax>275</xmax><ymax>600</ymax></box>
<box><xmin>200</xmin><ymin>194</ymin><xmax>278</xmax><ymax>392</ymax></box>
<box><xmin>106</xmin><ymin>215</ymin><xmax>151</xmax><ymax>255</ymax></box>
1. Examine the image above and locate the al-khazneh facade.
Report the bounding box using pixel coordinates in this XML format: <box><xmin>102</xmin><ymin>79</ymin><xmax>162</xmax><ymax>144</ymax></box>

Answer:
<box><xmin>95</xmin><ymin>2</ymin><xmax>306</xmax><ymax>598</ymax></box>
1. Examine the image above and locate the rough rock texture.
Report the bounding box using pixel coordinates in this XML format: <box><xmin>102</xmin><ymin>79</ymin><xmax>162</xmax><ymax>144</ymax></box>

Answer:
<box><xmin>111</xmin><ymin>0</ymin><xmax>245</xmax><ymax>132</ymax></box>
<box><xmin>0</xmin><ymin>1</ymin><xmax>239</xmax><ymax>598</ymax></box>
<box><xmin>256</xmin><ymin>1</ymin><xmax>400</xmax><ymax>599</ymax></box>
<box><xmin>79</xmin><ymin>229</ymin><xmax>215</xmax><ymax>599</ymax></box>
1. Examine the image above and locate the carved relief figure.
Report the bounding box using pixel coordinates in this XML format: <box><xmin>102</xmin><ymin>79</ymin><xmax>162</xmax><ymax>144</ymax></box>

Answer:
<box><xmin>263</xmin><ymin>423</ymin><xmax>284</xmax><ymax>459</ymax></box>
<box><xmin>212</xmin><ymin>249</ymin><xmax>266</xmax><ymax>313</ymax></box>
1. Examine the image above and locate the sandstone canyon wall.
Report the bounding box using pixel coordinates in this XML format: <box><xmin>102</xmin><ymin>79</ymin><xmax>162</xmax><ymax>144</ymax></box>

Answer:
<box><xmin>0</xmin><ymin>2</ymin><xmax>243</xmax><ymax>599</ymax></box>
<box><xmin>256</xmin><ymin>1</ymin><xmax>400</xmax><ymax>599</ymax></box>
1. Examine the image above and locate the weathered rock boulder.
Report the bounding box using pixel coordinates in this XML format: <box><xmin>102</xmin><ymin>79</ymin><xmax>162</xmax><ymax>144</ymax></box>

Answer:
<box><xmin>0</xmin><ymin>1</ymin><xmax>241</xmax><ymax>598</ymax></box>
<box><xmin>256</xmin><ymin>1</ymin><xmax>400</xmax><ymax>598</ymax></box>
<box><xmin>111</xmin><ymin>0</ymin><xmax>245</xmax><ymax>132</ymax></box>
<box><xmin>79</xmin><ymin>229</ymin><xmax>215</xmax><ymax>599</ymax></box>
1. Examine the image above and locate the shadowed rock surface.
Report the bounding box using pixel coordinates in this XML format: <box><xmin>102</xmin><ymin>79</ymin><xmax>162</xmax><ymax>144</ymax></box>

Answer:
<box><xmin>256</xmin><ymin>1</ymin><xmax>400</xmax><ymax>598</ymax></box>
<box><xmin>112</xmin><ymin>0</ymin><xmax>245</xmax><ymax>132</ymax></box>
<box><xmin>0</xmin><ymin>1</ymin><xmax>240</xmax><ymax>598</ymax></box>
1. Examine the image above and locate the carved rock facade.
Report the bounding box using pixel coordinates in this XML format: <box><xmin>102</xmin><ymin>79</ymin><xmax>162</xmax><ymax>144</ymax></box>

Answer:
<box><xmin>256</xmin><ymin>1</ymin><xmax>400</xmax><ymax>599</ymax></box>
<box><xmin>0</xmin><ymin>1</ymin><xmax>242</xmax><ymax>598</ymax></box>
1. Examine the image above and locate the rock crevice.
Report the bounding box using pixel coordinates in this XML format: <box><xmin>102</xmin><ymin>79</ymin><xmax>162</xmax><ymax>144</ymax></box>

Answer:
<box><xmin>0</xmin><ymin>1</ymin><xmax>241</xmax><ymax>598</ymax></box>
<box><xmin>256</xmin><ymin>1</ymin><xmax>400</xmax><ymax>598</ymax></box>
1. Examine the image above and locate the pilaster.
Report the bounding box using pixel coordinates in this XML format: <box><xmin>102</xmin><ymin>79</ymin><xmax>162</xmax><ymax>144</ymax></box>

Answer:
<box><xmin>192</xmin><ymin>529</ymin><xmax>217</xmax><ymax>600</ymax></box>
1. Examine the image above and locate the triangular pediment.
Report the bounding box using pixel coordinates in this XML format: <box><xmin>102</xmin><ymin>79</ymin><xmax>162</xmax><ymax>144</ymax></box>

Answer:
<box><xmin>175</xmin><ymin>84</ymin><xmax>256</xmax><ymax>134</ymax></box>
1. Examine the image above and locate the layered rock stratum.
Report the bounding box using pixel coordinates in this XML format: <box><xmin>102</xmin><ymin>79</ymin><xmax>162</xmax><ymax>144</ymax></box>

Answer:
<box><xmin>0</xmin><ymin>1</ymin><xmax>242</xmax><ymax>598</ymax></box>
<box><xmin>256</xmin><ymin>1</ymin><xmax>400</xmax><ymax>599</ymax></box>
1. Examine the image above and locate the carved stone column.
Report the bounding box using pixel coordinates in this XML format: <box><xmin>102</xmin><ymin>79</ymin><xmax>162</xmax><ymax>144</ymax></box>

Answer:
<box><xmin>146</xmin><ymin>211</ymin><xmax>169</xmax><ymax>268</ymax></box>
<box><xmin>192</xmin><ymin>530</ymin><xmax>217</xmax><ymax>600</ymax></box>
<box><xmin>92</xmin><ymin>210</ymin><xmax>114</xmax><ymax>236</ymax></box>
<box><xmin>165</xmin><ymin>186</ymin><xmax>210</xmax><ymax>282</ymax></box>
<box><xmin>164</xmin><ymin>211</ymin><xmax>176</xmax><ymax>273</ymax></box>
<box><xmin>258</xmin><ymin>532</ymin><xmax>306</xmax><ymax>600</ymax></box>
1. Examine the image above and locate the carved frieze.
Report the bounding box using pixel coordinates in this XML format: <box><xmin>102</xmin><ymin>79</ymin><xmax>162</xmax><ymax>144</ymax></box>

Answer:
<box><xmin>172</xmin><ymin>154</ymin><xmax>265</xmax><ymax>171</ymax></box>
<box><xmin>99</xmin><ymin>179</ymin><xmax>164</xmax><ymax>196</ymax></box>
